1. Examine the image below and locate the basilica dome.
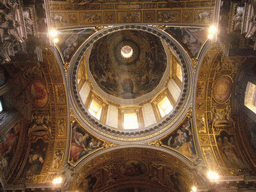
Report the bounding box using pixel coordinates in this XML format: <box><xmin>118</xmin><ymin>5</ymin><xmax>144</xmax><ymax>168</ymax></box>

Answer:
<box><xmin>88</xmin><ymin>30</ymin><xmax>167</xmax><ymax>99</ymax></box>
<box><xmin>69</xmin><ymin>25</ymin><xmax>192</xmax><ymax>143</ymax></box>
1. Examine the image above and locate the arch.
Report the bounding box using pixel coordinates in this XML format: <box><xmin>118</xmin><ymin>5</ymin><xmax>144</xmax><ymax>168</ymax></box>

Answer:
<box><xmin>68</xmin><ymin>145</ymin><xmax>206</xmax><ymax>191</ymax></box>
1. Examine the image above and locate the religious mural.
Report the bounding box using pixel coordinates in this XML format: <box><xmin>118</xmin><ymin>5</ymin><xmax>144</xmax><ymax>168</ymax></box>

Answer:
<box><xmin>69</xmin><ymin>122</ymin><xmax>103</xmax><ymax>164</ymax></box>
<box><xmin>119</xmin><ymin>160</ymin><xmax>147</xmax><ymax>177</ymax></box>
<box><xmin>21</xmin><ymin>139</ymin><xmax>48</xmax><ymax>179</ymax></box>
<box><xmin>31</xmin><ymin>81</ymin><xmax>48</xmax><ymax>108</ymax></box>
<box><xmin>52</xmin><ymin>150</ymin><xmax>64</xmax><ymax>170</ymax></box>
<box><xmin>71</xmin><ymin>148</ymin><xmax>197</xmax><ymax>192</ymax></box>
<box><xmin>89</xmin><ymin>30</ymin><xmax>167</xmax><ymax>99</ymax></box>
<box><xmin>0</xmin><ymin>122</ymin><xmax>20</xmax><ymax>173</ymax></box>
<box><xmin>167</xmin><ymin>27</ymin><xmax>207</xmax><ymax>57</ymax></box>
<box><xmin>58</xmin><ymin>28</ymin><xmax>94</xmax><ymax>61</ymax></box>
<box><xmin>237</xmin><ymin>112</ymin><xmax>256</xmax><ymax>168</ymax></box>
<box><xmin>216</xmin><ymin>131</ymin><xmax>246</xmax><ymax>169</ymax></box>
<box><xmin>213</xmin><ymin>75</ymin><xmax>233</xmax><ymax>103</ymax></box>
<box><xmin>162</xmin><ymin>118</ymin><xmax>196</xmax><ymax>159</ymax></box>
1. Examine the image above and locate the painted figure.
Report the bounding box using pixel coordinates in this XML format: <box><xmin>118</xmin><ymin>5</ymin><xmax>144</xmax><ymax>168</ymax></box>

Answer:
<box><xmin>166</xmin><ymin>119</ymin><xmax>196</xmax><ymax>158</ymax></box>
<box><xmin>220</xmin><ymin>136</ymin><xmax>246</xmax><ymax>168</ymax></box>
<box><xmin>70</xmin><ymin>128</ymin><xmax>89</xmax><ymax>162</ymax></box>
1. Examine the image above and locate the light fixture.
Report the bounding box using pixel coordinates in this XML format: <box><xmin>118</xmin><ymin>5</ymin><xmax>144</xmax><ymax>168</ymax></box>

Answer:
<box><xmin>209</xmin><ymin>26</ymin><xmax>217</xmax><ymax>34</ymax></box>
<box><xmin>191</xmin><ymin>186</ymin><xmax>197</xmax><ymax>192</ymax></box>
<box><xmin>53</xmin><ymin>38</ymin><xmax>59</xmax><ymax>44</ymax></box>
<box><xmin>207</xmin><ymin>34</ymin><xmax>214</xmax><ymax>39</ymax></box>
<box><xmin>52</xmin><ymin>176</ymin><xmax>63</xmax><ymax>185</ymax></box>
<box><xmin>207</xmin><ymin>171</ymin><xmax>219</xmax><ymax>181</ymax></box>
<box><xmin>49</xmin><ymin>29</ymin><xmax>58</xmax><ymax>37</ymax></box>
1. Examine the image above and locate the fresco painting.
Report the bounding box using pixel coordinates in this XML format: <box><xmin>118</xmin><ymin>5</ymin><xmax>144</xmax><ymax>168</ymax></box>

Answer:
<box><xmin>69</xmin><ymin>122</ymin><xmax>103</xmax><ymax>164</ymax></box>
<box><xmin>21</xmin><ymin>139</ymin><xmax>48</xmax><ymax>178</ymax></box>
<box><xmin>31</xmin><ymin>81</ymin><xmax>48</xmax><ymax>108</ymax></box>
<box><xmin>213</xmin><ymin>75</ymin><xmax>232</xmax><ymax>103</ymax></box>
<box><xmin>89</xmin><ymin>30</ymin><xmax>167</xmax><ymax>99</ymax></box>
<box><xmin>162</xmin><ymin>118</ymin><xmax>196</xmax><ymax>159</ymax></box>
<box><xmin>119</xmin><ymin>160</ymin><xmax>146</xmax><ymax>177</ymax></box>
<box><xmin>167</xmin><ymin>27</ymin><xmax>207</xmax><ymax>57</ymax></box>
<box><xmin>216</xmin><ymin>131</ymin><xmax>246</xmax><ymax>169</ymax></box>
<box><xmin>0</xmin><ymin>122</ymin><xmax>20</xmax><ymax>172</ymax></box>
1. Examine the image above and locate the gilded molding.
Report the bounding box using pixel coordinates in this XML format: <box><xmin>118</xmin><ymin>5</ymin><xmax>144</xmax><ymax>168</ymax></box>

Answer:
<box><xmin>148</xmin><ymin>139</ymin><xmax>162</xmax><ymax>147</ymax></box>
<box><xmin>64</xmin><ymin>61</ymin><xmax>70</xmax><ymax>75</ymax></box>
<box><xmin>153</xmin><ymin>25</ymin><xmax>167</xmax><ymax>31</ymax></box>
<box><xmin>191</xmin><ymin>58</ymin><xmax>198</xmax><ymax>73</ymax></box>
<box><xmin>102</xmin><ymin>141</ymin><xmax>117</xmax><ymax>148</ymax></box>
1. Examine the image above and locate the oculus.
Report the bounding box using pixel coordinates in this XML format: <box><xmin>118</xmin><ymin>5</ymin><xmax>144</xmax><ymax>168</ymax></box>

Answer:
<box><xmin>121</xmin><ymin>45</ymin><xmax>133</xmax><ymax>58</ymax></box>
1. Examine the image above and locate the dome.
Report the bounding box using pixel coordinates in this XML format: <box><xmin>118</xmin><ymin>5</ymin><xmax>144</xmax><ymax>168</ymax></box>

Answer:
<box><xmin>69</xmin><ymin>25</ymin><xmax>192</xmax><ymax>143</ymax></box>
<box><xmin>88</xmin><ymin>30</ymin><xmax>167</xmax><ymax>100</ymax></box>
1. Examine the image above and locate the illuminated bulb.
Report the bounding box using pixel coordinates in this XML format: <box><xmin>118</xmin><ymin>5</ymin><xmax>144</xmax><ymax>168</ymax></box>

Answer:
<box><xmin>49</xmin><ymin>29</ymin><xmax>58</xmax><ymax>37</ymax></box>
<box><xmin>191</xmin><ymin>186</ymin><xmax>197</xmax><ymax>192</ymax></box>
<box><xmin>52</xmin><ymin>177</ymin><xmax>63</xmax><ymax>185</ymax></box>
<box><xmin>207</xmin><ymin>171</ymin><xmax>219</xmax><ymax>181</ymax></box>
<box><xmin>207</xmin><ymin>34</ymin><xmax>214</xmax><ymax>39</ymax></box>
<box><xmin>53</xmin><ymin>38</ymin><xmax>59</xmax><ymax>44</ymax></box>
<box><xmin>209</xmin><ymin>26</ymin><xmax>217</xmax><ymax>34</ymax></box>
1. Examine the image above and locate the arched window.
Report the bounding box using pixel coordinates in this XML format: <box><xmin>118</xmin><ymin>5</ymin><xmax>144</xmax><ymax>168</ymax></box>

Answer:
<box><xmin>245</xmin><ymin>82</ymin><xmax>256</xmax><ymax>114</ymax></box>
<box><xmin>89</xmin><ymin>99</ymin><xmax>102</xmax><ymax>120</ymax></box>
<box><xmin>123</xmin><ymin>112</ymin><xmax>139</xmax><ymax>130</ymax></box>
<box><xmin>157</xmin><ymin>96</ymin><xmax>173</xmax><ymax>117</ymax></box>
<box><xmin>0</xmin><ymin>98</ymin><xmax>3</xmax><ymax>113</ymax></box>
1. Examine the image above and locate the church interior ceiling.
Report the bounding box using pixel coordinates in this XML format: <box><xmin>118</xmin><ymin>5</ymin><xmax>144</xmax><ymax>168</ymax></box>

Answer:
<box><xmin>0</xmin><ymin>0</ymin><xmax>255</xmax><ymax>191</ymax></box>
<box><xmin>69</xmin><ymin>147</ymin><xmax>202</xmax><ymax>192</ymax></box>
<box><xmin>49</xmin><ymin>0</ymin><xmax>215</xmax><ymax>28</ymax></box>
<box><xmin>88</xmin><ymin>29</ymin><xmax>167</xmax><ymax>99</ymax></box>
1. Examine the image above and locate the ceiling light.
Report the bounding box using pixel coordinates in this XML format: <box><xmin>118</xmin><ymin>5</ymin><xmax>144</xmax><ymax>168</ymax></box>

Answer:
<box><xmin>207</xmin><ymin>34</ymin><xmax>214</xmax><ymax>39</ymax></box>
<box><xmin>52</xmin><ymin>176</ymin><xmax>63</xmax><ymax>185</ymax></box>
<box><xmin>53</xmin><ymin>38</ymin><xmax>59</xmax><ymax>44</ymax></box>
<box><xmin>209</xmin><ymin>26</ymin><xmax>217</xmax><ymax>34</ymax></box>
<box><xmin>49</xmin><ymin>29</ymin><xmax>58</xmax><ymax>37</ymax></box>
<box><xmin>207</xmin><ymin>171</ymin><xmax>219</xmax><ymax>181</ymax></box>
<box><xmin>191</xmin><ymin>186</ymin><xmax>197</xmax><ymax>192</ymax></box>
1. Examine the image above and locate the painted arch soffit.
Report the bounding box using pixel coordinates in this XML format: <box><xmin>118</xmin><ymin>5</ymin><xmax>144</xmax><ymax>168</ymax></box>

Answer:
<box><xmin>195</xmin><ymin>44</ymin><xmax>250</xmax><ymax>176</ymax></box>
<box><xmin>0</xmin><ymin>49</ymin><xmax>69</xmax><ymax>185</ymax></box>
<box><xmin>68</xmin><ymin>147</ymin><xmax>206</xmax><ymax>191</ymax></box>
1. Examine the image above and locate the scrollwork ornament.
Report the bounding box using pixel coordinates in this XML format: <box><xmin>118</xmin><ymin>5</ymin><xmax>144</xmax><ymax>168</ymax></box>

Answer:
<box><xmin>187</xmin><ymin>106</ymin><xmax>193</xmax><ymax>119</ymax></box>
<box><xmin>64</xmin><ymin>62</ymin><xmax>70</xmax><ymax>75</ymax></box>
<box><xmin>94</xmin><ymin>26</ymin><xmax>105</xmax><ymax>32</ymax></box>
<box><xmin>153</xmin><ymin>25</ymin><xmax>167</xmax><ymax>31</ymax></box>
<box><xmin>217</xmin><ymin>55</ymin><xmax>245</xmax><ymax>74</ymax></box>
<box><xmin>70</xmin><ymin>109</ymin><xmax>77</xmax><ymax>122</ymax></box>
<box><xmin>191</xmin><ymin>58</ymin><xmax>198</xmax><ymax>73</ymax></box>
<box><xmin>148</xmin><ymin>139</ymin><xmax>162</xmax><ymax>147</ymax></box>
<box><xmin>102</xmin><ymin>141</ymin><xmax>116</xmax><ymax>148</ymax></box>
